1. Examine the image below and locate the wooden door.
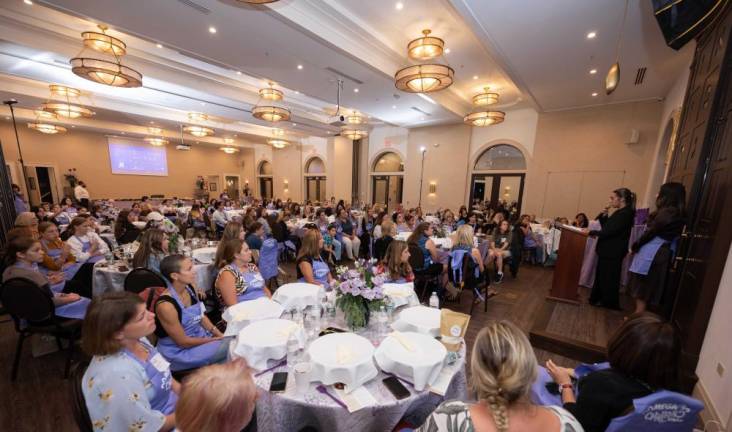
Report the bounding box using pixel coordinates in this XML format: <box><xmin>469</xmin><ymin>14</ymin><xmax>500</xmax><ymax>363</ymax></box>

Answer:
<box><xmin>665</xmin><ymin>5</ymin><xmax>732</xmax><ymax>393</ymax></box>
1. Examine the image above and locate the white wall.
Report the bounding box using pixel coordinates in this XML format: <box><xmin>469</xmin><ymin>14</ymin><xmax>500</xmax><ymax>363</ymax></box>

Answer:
<box><xmin>469</xmin><ymin>107</ymin><xmax>539</xmax><ymax>159</ymax></box>
<box><xmin>368</xmin><ymin>126</ymin><xmax>408</xmax><ymax>163</ymax></box>
<box><xmin>696</xmin><ymin>245</ymin><xmax>732</xmax><ymax>428</ymax></box>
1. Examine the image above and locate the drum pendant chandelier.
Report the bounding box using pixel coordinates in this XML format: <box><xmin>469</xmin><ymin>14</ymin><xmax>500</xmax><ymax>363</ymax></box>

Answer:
<box><xmin>268</xmin><ymin>138</ymin><xmax>289</xmax><ymax>149</ymax></box>
<box><xmin>70</xmin><ymin>25</ymin><xmax>142</xmax><ymax>88</ymax></box>
<box><xmin>464</xmin><ymin>88</ymin><xmax>505</xmax><ymax>127</ymax></box>
<box><xmin>395</xmin><ymin>29</ymin><xmax>454</xmax><ymax>93</ymax></box>
<box><xmin>252</xmin><ymin>84</ymin><xmax>291</xmax><ymax>123</ymax></box>
<box><xmin>42</xmin><ymin>84</ymin><xmax>95</xmax><ymax>119</ymax></box>
<box><xmin>184</xmin><ymin>125</ymin><xmax>214</xmax><ymax>137</ymax></box>
<box><xmin>341</xmin><ymin>128</ymin><xmax>368</xmax><ymax>140</ymax></box>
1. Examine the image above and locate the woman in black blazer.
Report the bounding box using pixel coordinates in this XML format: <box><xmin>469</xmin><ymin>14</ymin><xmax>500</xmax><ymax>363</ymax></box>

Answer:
<box><xmin>588</xmin><ymin>188</ymin><xmax>635</xmax><ymax>309</ymax></box>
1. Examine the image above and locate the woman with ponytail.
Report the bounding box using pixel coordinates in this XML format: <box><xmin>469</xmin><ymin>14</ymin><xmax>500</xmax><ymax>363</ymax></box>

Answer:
<box><xmin>418</xmin><ymin>320</ymin><xmax>582</xmax><ymax>432</ymax></box>
<box><xmin>588</xmin><ymin>188</ymin><xmax>636</xmax><ymax>310</ymax></box>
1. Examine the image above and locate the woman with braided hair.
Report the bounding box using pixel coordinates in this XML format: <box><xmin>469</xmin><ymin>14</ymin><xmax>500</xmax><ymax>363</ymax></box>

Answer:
<box><xmin>418</xmin><ymin>320</ymin><xmax>583</xmax><ymax>432</ymax></box>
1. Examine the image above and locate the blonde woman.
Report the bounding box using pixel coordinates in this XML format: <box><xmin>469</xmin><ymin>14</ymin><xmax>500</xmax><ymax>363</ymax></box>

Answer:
<box><xmin>175</xmin><ymin>359</ymin><xmax>257</xmax><ymax>432</ymax></box>
<box><xmin>418</xmin><ymin>321</ymin><xmax>583</xmax><ymax>432</ymax></box>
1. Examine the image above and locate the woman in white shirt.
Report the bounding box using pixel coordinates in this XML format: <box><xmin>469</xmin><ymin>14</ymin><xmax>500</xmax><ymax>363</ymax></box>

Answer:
<box><xmin>418</xmin><ymin>320</ymin><xmax>583</xmax><ymax>432</ymax></box>
<box><xmin>66</xmin><ymin>217</ymin><xmax>109</xmax><ymax>264</ymax></box>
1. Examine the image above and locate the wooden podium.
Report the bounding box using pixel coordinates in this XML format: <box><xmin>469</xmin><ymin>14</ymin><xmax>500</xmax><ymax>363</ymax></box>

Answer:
<box><xmin>548</xmin><ymin>224</ymin><xmax>588</xmax><ymax>304</ymax></box>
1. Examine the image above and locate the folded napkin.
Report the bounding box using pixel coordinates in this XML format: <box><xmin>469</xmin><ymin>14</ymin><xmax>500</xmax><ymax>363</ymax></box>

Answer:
<box><xmin>336</xmin><ymin>345</ymin><xmax>355</xmax><ymax>364</ymax></box>
<box><xmin>276</xmin><ymin>323</ymin><xmax>298</xmax><ymax>340</ymax></box>
<box><xmin>389</xmin><ymin>331</ymin><xmax>415</xmax><ymax>352</ymax></box>
<box><xmin>231</xmin><ymin>309</ymin><xmax>251</xmax><ymax>321</ymax></box>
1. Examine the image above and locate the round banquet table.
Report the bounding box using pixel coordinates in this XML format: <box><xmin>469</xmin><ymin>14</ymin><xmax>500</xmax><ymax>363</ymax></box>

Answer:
<box><xmin>92</xmin><ymin>261</ymin><xmax>215</xmax><ymax>296</ymax></box>
<box><xmin>233</xmin><ymin>310</ymin><xmax>468</xmax><ymax>432</ymax></box>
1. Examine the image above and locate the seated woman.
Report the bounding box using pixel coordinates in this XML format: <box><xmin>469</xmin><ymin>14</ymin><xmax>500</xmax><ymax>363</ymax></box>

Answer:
<box><xmin>573</xmin><ymin>213</ymin><xmax>589</xmax><ymax>229</ymax></box>
<box><xmin>245</xmin><ymin>222</ymin><xmax>265</xmax><ymax>251</ymax></box>
<box><xmin>487</xmin><ymin>220</ymin><xmax>512</xmax><ymax>283</ymax></box>
<box><xmin>395</xmin><ymin>212</ymin><xmax>410</xmax><ymax>234</ymax></box>
<box><xmin>50</xmin><ymin>203</ymin><xmax>72</xmax><ymax>226</ymax></box>
<box><xmin>81</xmin><ymin>292</ymin><xmax>178</xmax><ymax>432</ymax></box>
<box><xmin>214</xmin><ymin>239</ymin><xmax>271</xmax><ymax>311</ymax></box>
<box><xmin>441</xmin><ymin>209</ymin><xmax>457</xmax><ymax>234</ymax></box>
<box><xmin>211</xmin><ymin>201</ymin><xmax>229</xmax><ymax>237</ymax></box>
<box><xmin>61</xmin><ymin>197</ymin><xmax>78</xmax><ymax>217</ymax></box>
<box><xmin>546</xmin><ymin>312</ymin><xmax>679</xmax><ymax>432</ymax></box>
<box><xmin>115</xmin><ymin>209</ymin><xmax>142</xmax><ymax>245</ymax></box>
<box><xmin>407</xmin><ymin>222</ymin><xmax>444</xmax><ymax>278</ymax></box>
<box><xmin>66</xmin><ymin>217</ymin><xmax>109</xmax><ymax>264</ymax></box>
<box><xmin>2</xmin><ymin>236</ymin><xmax>90</xmax><ymax>319</ymax></box>
<box><xmin>419</xmin><ymin>320</ymin><xmax>582</xmax><ymax>432</ymax></box>
<box><xmin>38</xmin><ymin>221</ymin><xmax>94</xmax><ymax>298</ymax></box>
<box><xmin>373</xmin><ymin>219</ymin><xmax>396</xmax><ymax>262</ymax></box>
<box><xmin>155</xmin><ymin>255</ymin><xmax>228</xmax><ymax>372</ymax></box>
<box><xmin>187</xmin><ymin>204</ymin><xmax>208</xmax><ymax>238</ymax></box>
<box><xmin>14</xmin><ymin>212</ymin><xmax>39</xmax><ymax>240</ymax></box>
<box><xmin>337</xmin><ymin>209</ymin><xmax>361</xmax><ymax>260</ymax></box>
<box><xmin>457</xmin><ymin>206</ymin><xmax>469</xmax><ymax>225</ymax></box>
<box><xmin>296</xmin><ymin>230</ymin><xmax>334</xmax><ymax>288</ymax></box>
<box><xmin>175</xmin><ymin>359</ymin><xmax>257</xmax><ymax>432</ymax></box>
<box><xmin>519</xmin><ymin>214</ymin><xmax>541</xmax><ymax>263</ymax></box>
<box><xmin>132</xmin><ymin>229</ymin><xmax>169</xmax><ymax>273</ymax></box>
<box><xmin>377</xmin><ymin>240</ymin><xmax>414</xmax><ymax>283</ymax></box>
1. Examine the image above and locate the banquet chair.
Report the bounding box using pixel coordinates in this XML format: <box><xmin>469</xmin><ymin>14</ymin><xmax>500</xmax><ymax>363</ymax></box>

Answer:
<box><xmin>1</xmin><ymin>277</ymin><xmax>83</xmax><ymax>380</ymax></box>
<box><xmin>69</xmin><ymin>360</ymin><xmax>93</xmax><ymax>432</ymax></box>
<box><xmin>259</xmin><ymin>238</ymin><xmax>280</xmax><ymax>289</ymax></box>
<box><xmin>407</xmin><ymin>244</ymin><xmax>439</xmax><ymax>303</ymax></box>
<box><xmin>605</xmin><ymin>391</ymin><xmax>703</xmax><ymax>432</ymax></box>
<box><xmin>124</xmin><ymin>268</ymin><xmax>168</xmax><ymax>314</ymax></box>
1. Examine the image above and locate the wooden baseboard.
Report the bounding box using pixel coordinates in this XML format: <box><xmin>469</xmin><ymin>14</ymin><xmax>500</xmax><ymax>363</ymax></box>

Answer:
<box><xmin>693</xmin><ymin>379</ymin><xmax>726</xmax><ymax>431</ymax></box>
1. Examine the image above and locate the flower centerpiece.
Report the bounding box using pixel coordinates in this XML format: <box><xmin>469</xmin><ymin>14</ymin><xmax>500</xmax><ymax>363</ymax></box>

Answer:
<box><xmin>334</xmin><ymin>259</ymin><xmax>387</xmax><ymax>330</ymax></box>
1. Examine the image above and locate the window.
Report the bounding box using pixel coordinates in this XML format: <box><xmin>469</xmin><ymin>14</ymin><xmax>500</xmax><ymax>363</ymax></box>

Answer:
<box><xmin>305</xmin><ymin>157</ymin><xmax>325</xmax><ymax>174</ymax></box>
<box><xmin>373</xmin><ymin>152</ymin><xmax>404</xmax><ymax>172</ymax></box>
<box><xmin>474</xmin><ymin>144</ymin><xmax>526</xmax><ymax>171</ymax></box>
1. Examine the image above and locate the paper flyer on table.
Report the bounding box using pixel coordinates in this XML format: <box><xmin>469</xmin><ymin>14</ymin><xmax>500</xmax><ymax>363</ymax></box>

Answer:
<box><xmin>429</xmin><ymin>366</ymin><xmax>458</xmax><ymax>396</ymax></box>
<box><xmin>335</xmin><ymin>386</ymin><xmax>378</xmax><ymax>413</ymax></box>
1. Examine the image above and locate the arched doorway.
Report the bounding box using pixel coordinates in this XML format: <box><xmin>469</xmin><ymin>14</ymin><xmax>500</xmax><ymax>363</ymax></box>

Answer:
<box><xmin>304</xmin><ymin>157</ymin><xmax>326</xmax><ymax>202</ymax></box>
<box><xmin>257</xmin><ymin>160</ymin><xmax>273</xmax><ymax>199</ymax></box>
<box><xmin>371</xmin><ymin>151</ymin><xmax>404</xmax><ymax>209</ymax></box>
<box><xmin>470</xmin><ymin>144</ymin><xmax>527</xmax><ymax>213</ymax></box>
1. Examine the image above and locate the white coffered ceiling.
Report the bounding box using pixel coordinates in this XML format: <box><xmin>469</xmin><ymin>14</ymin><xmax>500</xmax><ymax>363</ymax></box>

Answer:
<box><xmin>0</xmin><ymin>0</ymin><xmax>693</xmax><ymax>145</ymax></box>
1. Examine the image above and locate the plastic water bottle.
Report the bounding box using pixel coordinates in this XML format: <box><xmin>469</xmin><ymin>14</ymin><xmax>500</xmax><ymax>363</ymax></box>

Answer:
<box><xmin>377</xmin><ymin>306</ymin><xmax>389</xmax><ymax>337</ymax></box>
<box><xmin>429</xmin><ymin>292</ymin><xmax>440</xmax><ymax>309</ymax></box>
<box><xmin>286</xmin><ymin>332</ymin><xmax>300</xmax><ymax>367</ymax></box>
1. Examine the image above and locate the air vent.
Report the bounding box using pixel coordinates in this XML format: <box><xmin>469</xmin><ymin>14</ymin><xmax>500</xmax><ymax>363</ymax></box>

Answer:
<box><xmin>634</xmin><ymin>67</ymin><xmax>647</xmax><ymax>85</ymax></box>
<box><xmin>176</xmin><ymin>0</ymin><xmax>211</xmax><ymax>14</ymax></box>
<box><xmin>324</xmin><ymin>67</ymin><xmax>364</xmax><ymax>85</ymax></box>
<box><xmin>410</xmin><ymin>106</ymin><xmax>431</xmax><ymax>116</ymax></box>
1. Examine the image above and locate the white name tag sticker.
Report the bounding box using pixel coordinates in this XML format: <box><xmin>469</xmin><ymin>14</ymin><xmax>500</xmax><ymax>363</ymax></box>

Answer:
<box><xmin>150</xmin><ymin>353</ymin><xmax>170</xmax><ymax>372</ymax></box>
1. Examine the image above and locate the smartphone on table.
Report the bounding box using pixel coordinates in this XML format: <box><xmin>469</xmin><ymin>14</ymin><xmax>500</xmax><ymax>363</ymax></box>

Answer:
<box><xmin>269</xmin><ymin>372</ymin><xmax>288</xmax><ymax>393</ymax></box>
<box><xmin>382</xmin><ymin>376</ymin><xmax>410</xmax><ymax>400</ymax></box>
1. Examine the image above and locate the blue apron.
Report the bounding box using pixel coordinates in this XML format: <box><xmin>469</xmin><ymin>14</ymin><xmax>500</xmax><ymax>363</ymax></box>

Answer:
<box><xmin>124</xmin><ymin>342</ymin><xmax>178</xmax><ymax>415</ymax></box>
<box><xmin>156</xmin><ymin>286</ymin><xmax>223</xmax><ymax>371</ymax></box>
<box><xmin>226</xmin><ymin>265</ymin><xmax>267</xmax><ymax>303</ymax></box>
<box><xmin>629</xmin><ymin>236</ymin><xmax>679</xmax><ymax>276</ymax></box>
<box><xmin>14</xmin><ymin>262</ymin><xmax>90</xmax><ymax>319</ymax></box>
<box><xmin>41</xmin><ymin>242</ymin><xmax>82</xmax><ymax>280</ymax></box>
<box><xmin>77</xmin><ymin>236</ymin><xmax>104</xmax><ymax>264</ymax></box>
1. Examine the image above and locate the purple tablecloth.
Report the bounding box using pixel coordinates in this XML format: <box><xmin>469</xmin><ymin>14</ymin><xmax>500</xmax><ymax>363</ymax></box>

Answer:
<box><xmin>579</xmin><ymin>223</ymin><xmax>646</xmax><ymax>288</ymax></box>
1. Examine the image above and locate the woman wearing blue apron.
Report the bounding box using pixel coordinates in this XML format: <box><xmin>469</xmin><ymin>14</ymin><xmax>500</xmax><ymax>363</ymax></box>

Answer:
<box><xmin>155</xmin><ymin>255</ymin><xmax>229</xmax><ymax>372</ymax></box>
<box><xmin>82</xmin><ymin>292</ymin><xmax>178</xmax><ymax>432</ymax></box>
<box><xmin>2</xmin><ymin>237</ymin><xmax>90</xmax><ymax>320</ymax></box>
<box><xmin>628</xmin><ymin>182</ymin><xmax>686</xmax><ymax>317</ymax></box>
<box><xmin>214</xmin><ymin>239</ymin><xmax>272</xmax><ymax>312</ymax></box>
<box><xmin>296</xmin><ymin>229</ymin><xmax>334</xmax><ymax>289</ymax></box>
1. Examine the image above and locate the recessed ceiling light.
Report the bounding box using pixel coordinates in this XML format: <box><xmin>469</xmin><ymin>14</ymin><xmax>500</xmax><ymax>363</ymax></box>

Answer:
<box><xmin>592</xmin><ymin>92</ymin><xmax>598</xmax><ymax>97</ymax></box>
<box><xmin>209</xmin><ymin>27</ymin><xmax>217</xmax><ymax>34</ymax></box>
<box><xmin>24</xmin><ymin>0</ymin><xmax>33</xmax><ymax>5</ymax></box>
<box><xmin>586</xmin><ymin>31</ymin><xmax>596</xmax><ymax>39</ymax></box>
<box><xmin>149</xmin><ymin>121</ymin><xmax>154</xmax><ymax>124</ymax></box>
<box><xmin>156</xmin><ymin>43</ymin><xmax>163</xmax><ymax>48</ymax></box>
<box><xmin>473</xmin><ymin>75</ymin><xmax>478</xmax><ymax>80</ymax></box>
<box><xmin>589</xmin><ymin>69</ymin><xmax>597</xmax><ymax>74</ymax></box>
<box><xmin>236</xmin><ymin>71</ymin><xmax>242</xmax><ymax>75</ymax></box>
<box><xmin>121</xmin><ymin>132</ymin><xmax>126</xmax><ymax>134</ymax></box>
<box><xmin>292</xmin><ymin>123</ymin><xmax>297</xmax><ymax>126</ymax></box>
<box><xmin>445</xmin><ymin>48</ymin><xmax>451</xmax><ymax>54</ymax></box>
<box><xmin>294</xmin><ymin>91</ymin><xmax>300</xmax><ymax>94</ymax></box>
<box><xmin>395</xmin><ymin>2</ymin><xmax>403</xmax><ymax>10</ymax></box>
<box><xmin>297</xmin><ymin>64</ymin><xmax>303</xmax><ymax>70</ymax></box>
<box><xmin>71</xmin><ymin>125</ymin><xmax>75</xmax><ymax>128</ymax></box>
<box><xmin>354</xmin><ymin>88</ymin><xmax>359</xmax><ymax>93</ymax></box>
<box><xmin>392</xmin><ymin>105</ymin><xmax>396</xmax><ymax>109</ymax></box>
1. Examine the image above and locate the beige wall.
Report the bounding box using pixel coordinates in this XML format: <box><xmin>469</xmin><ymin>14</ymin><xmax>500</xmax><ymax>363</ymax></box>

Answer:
<box><xmin>272</xmin><ymin>144</ymin><xmax>303</xmax><ymax>202</ymax></box>
<box><xmin>327</xmin><ymin>137</ymin><xmax>353</xmax><ymax>202</ymax></box>
<box><xmin>405</xmin><ymin>123</ymin><xmax>472</xmax><ymax>212</ymax></box>
<box><xmin>0</xmin><ymin>123</ymin><xmax>254</xmax><ymax>201</ymax></box>
<box><xmin>523</xmin><ymin>100</ymin><xmax>662</xmax><ymax>218</ymax></box>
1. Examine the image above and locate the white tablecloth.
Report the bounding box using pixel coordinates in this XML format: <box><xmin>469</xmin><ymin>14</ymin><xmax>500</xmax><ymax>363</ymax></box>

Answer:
<box><xmin>272</xmin><ymin>283</ymin><xmax>325</xmax><ymax>310</ymax></box>
<box><xmin>92</xmin><ymin>262</ymin><xmax>215</xmax><ymax>296</ymax></box>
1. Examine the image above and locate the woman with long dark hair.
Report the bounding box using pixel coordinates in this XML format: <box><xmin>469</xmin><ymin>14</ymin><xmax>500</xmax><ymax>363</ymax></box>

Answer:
<box><xmin>588</xmin><ymin>188</ymin><xmax>636</xmax><ymax>309</ymax></box>
<box><xmin>115</xmin><ymin>209</ymin><xmax>141</xmax><ymax>245</ymax></box>
<box><xmin>628</xmin><ymin>182</ymin><xmax>686</xmax><ymax>316</ymax></box>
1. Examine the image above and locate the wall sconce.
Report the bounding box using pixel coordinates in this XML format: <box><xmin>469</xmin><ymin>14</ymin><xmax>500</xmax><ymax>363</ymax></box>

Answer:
<box><xmin>284</xmin><ymin>179</ymin><xmax>289</xmax><ymax>193</ymax></box>
<box><xmin>429</xmin><ymin>182</ymin><xmax>437</xmax><ymax>194</ymax></box>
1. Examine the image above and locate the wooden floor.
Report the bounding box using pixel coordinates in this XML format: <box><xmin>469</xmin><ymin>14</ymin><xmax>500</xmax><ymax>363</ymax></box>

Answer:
<box><xmin>0</xmin><ymin>264</ymin><xmax>628</xmax><ymax>432</ymax></box>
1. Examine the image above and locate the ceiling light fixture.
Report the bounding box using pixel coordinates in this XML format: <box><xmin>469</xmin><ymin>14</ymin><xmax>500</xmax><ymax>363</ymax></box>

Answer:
<box><xmin>395</xmin><ymin>29</ymin><xmax>454</xmax><ymax>94</ymax></box>
<box><xmin>272</xmin><ymin>128</ymin><xmax>285</xmax><ymax>136</ymax></box>
<box><xmin>209</xmin><ymin>27</ymin><xmax>217</xmax><ymax>34</ymax></box>
<box><xmin>354</xmin><ymin>88</ymin><xmax>359</xmax><ymax>93</ymax></box>
<box><xmin>346</xmin><ymin>112</ymin><xmax>366</xmax><ymax>125</ymax></box>
<box><xmin>253</xmin><ymin>83</ymin><xmax>291</xmax><ymax>123</ymax></box>
<box><xmin>223</xmin><ymin>137</ymin><xmax>235</xmax><ymax>144</ymax></box>
<box><xmin>188</xmin><ymin>112</ymin><xmax>209</xmax><ymax>122</ymax></box>
<box><xmin>148</xmin><ymin>126</ymin><xmax>162</xmax><ymax>134</ymax></box>
<box><xmin>34</xmin><ymin>110</ymin><xmax>57</xmax><ymax>120</ymax></box>
<box><xmin>592</xmin><ymin>92</ymin><xmax>599</xmax><ymax>97</ymax></box>
<box><xmin>590</xmin><ymin>69</ymin><xmax>597</xmax><ymax>74</ymax></box>
<box><xmin>341</xmin><ymin>128</ymin><xmax>368</xmax><ymax>140</ymax></box>
<box><xmin>259</xmin><ymin>85</ymin><xmax>283</xmax><ymax>101</ymax></box>
<box><xmin>221</xmin><ymin>147</ymin><xmax>239</xmax><ymax>154</ymax></box>
<box><xmin>183</xmin><ymin>125</ymin><xmax>214</xmax><ymax>137</ymax></box>
<box><xmin>267</xmin><ymin>138</ymin><xmax>289</xmax><ymax>148</ymax></box>
<box><xmin>27</xmin><ymin>123</ymin><xmax>66</xmax><ymax>134</ymax></box>
<box><xmin>587</xmin><ymin>31</ymin><xmax>597</xmax><ymax>39</ymax></box>
<box><xmin>236</xmin><ymin>71</ymin><xmax>242</xmax><ymax>75</ymax></box>
<box><xmin>70</xmin><ymin>25</ymin><xmax>142</xmax><ymax>87</ymax></box>
<box><xmin>472</xmin><ymin>87</ymin><xmax>499</xmax><ymax>106</ymax></box>
<box><xmin>297</xmin><ymin>64</ymin><xmax>303</xmax><ymax>70</ymax></box>
<box><xmin>444</xmin><ymin>48</ymin><xmax>451</xmax><ymax>54</ymax></box>
<box><xmin>145</xmin><ymin>137</ymin><xmax>168</xmax><ymax>146</ymax></box>
<box><xmin>156</xmin><ymin>43</ymin><xmax>163</xmax><ymax>48</ymax></box>
<box><xmin>24</xmin><ymin>0</ymin><xmax>33</xmax><ymax>5</ymax></box>
<box><xmin>395</xmin><ymin>2</ymin><xmax>404</xmax><ymax>10</ymax></box>
<box><xmin>42</xmin><ymin>85</ymin><xmax>94</xmax><ymax>118</ymax></box>
<box><xmin>606</xmin><ymin>0</ymin><xmax>628</xmax><ymax>95</ymax></box>
<box><xmin>464</xmin><ymin>110</ymin><xmax>505</xmax><ymax>127</ymax></box>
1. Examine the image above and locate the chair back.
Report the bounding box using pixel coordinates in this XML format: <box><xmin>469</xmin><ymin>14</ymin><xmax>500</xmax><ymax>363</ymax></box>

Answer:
<box><xmin>69</xmin><ymin>360</ymin><xmax>93</xmax><ymax>432</ymax></box>
<box><xmin>124</xmin><ymin>268</ymin><xmax>167</xmax><ymax>294</ymax></box>
<box><xmin>0</xmin><ymin>277</ymin><xmax>55</xmax><ymax>324</ymax></box>
<box><xmin>407</xmin><ymin>243</ymin><xmax>426</xmax><ymax>272</ymax></box>
<box><xmin>259</xmin><ymin>238</ymin><xmax>279</xmax><ymax>280</ymax></box>
<box><xmin>605</xmin><ymin>390</ymin><xmax>704</xmax><ymax>432</ymax></box>
<box><xmin>574</xmin><ymin>361</ymin><xmax>610</xmax><ymax>379</ymax></box>
<box><xmin>448</xmin><ymin>249</ymin><xmax>479</xmax><ymax>285</ymax></box>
